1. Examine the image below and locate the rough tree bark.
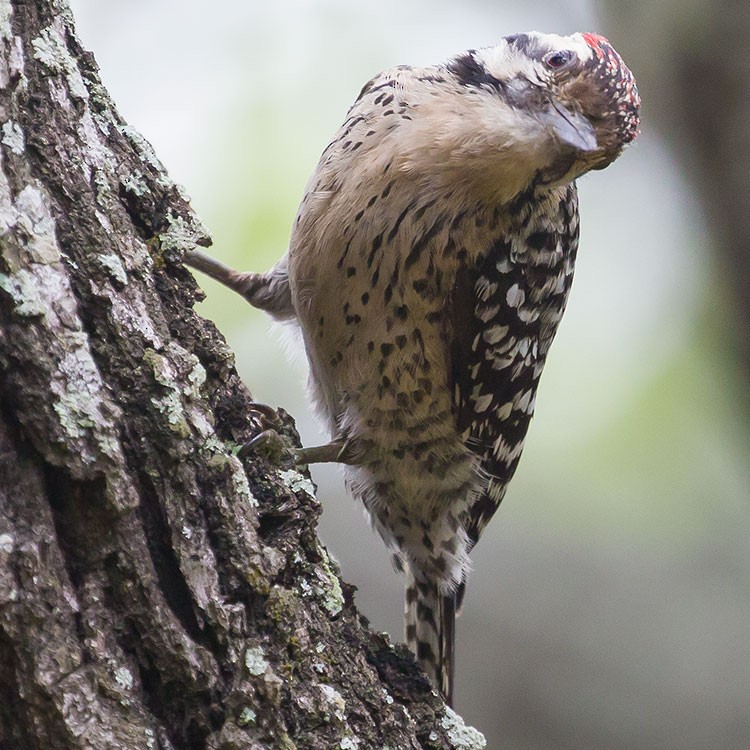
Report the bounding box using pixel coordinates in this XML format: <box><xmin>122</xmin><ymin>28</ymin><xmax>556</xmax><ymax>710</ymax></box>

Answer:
<box><xmin>0</xmin><ymin>2</ymin><xmax>485</xmax><ymax>748</ymax></box>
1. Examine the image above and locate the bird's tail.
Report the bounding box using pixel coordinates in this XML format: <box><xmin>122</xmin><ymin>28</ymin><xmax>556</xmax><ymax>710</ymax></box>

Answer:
<box><xmin>405</xmin><ymin>573</ymin><xmax>456</xmax><ymax>706</ymax></box>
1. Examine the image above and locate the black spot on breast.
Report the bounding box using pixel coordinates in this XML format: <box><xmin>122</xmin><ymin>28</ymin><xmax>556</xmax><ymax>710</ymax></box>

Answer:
<box><xmin>387</xmin><ymin>201</ymin><xmax>416</xmax><ymax>243</ymax></box>
<box><xmin>418</xmin><ymin>378</ymin><xmax>432</xmax><ymax>396</ymax></box>
<box><xmin>390</xmin><ymin>259</ymin><xmax>400</xmax><ymax>287</ymax></box>
<box><xmin>442</xmin><ymin>237</ymin><xmax>457</xmax><ymax>258</ymax></box>
<box><xmin>414</xmin><ymin>199</ymin><xmax>437</xmax><ymax>221</ymax></box>
<box><xmin>450</xmin><ymin>209</ymin><xmax>469</xmax><ymax>230</ymax></box>
<box><xmin>336</xmin><ymin>240</ymin><xmax>352</xmax><ymax>268</ymax></box>
<box><xmin>404</xmin><ymin>215</ymin><xmax>447</xmax><ymax>270</ymax></box>
<box><xmin>367</xmin><ymin>233</ymin><xmax>384</xmax><ymax>268</ymax></box>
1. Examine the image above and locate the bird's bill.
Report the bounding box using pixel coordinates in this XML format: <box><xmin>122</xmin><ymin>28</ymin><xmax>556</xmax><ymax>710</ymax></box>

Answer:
<box><xmin>538</xmin><ymin>99</ymin><xmax>598</xmax><ymax>153</ymax></box>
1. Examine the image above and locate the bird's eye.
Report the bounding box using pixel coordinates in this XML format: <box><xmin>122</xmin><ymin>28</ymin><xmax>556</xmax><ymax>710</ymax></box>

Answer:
<box><xmin>544</xmin><ymin>50</ymin><xmax>574</xmax><ymax>70</ymax></box>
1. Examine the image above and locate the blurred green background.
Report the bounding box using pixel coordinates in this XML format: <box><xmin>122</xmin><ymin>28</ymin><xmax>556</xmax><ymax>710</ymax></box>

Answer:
<box><xmin>70</xmin><ymin>1</ymin><xmax>750</xmax><ymax>747</ymax></box>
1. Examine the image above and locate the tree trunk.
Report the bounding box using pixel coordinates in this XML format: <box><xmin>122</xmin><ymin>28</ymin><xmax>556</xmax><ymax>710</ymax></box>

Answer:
<box><xmin>0</xmin><ymin>2</ymin><xmax>484</xmax><ymax>748</ymax></box>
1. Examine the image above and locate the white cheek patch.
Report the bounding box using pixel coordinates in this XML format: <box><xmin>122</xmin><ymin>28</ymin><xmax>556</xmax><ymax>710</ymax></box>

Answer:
<box><xmin>475</xmin><ymin>43</ymin><xmax>542</xmax><ymax>83</ymax></box>
<box><xmin>476</xmin><ymin>32</ymin><xmax>595</xmax><ymax>83</ymax></box>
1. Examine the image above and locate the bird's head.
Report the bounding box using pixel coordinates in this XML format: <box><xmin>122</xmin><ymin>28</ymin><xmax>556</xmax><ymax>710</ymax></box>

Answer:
<box><xmin>441</xmin><ymin>31</ymin><xmax>640</xmax><ymax>191</ymax></box>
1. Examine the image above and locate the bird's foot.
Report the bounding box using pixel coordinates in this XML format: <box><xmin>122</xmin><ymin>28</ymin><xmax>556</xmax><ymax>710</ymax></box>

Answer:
<box><xmin>238</xmin><ymin>427</ymin><xmax>295</xmax><ymax>464</ymax></box>
<box><xmin>237</xmin><ymin>402</ymin><xmax>297</xmax><ymax>464</ymax></box>
<box><xmin>239</xmin><ymin>403</ymin><xmax>354</xmax><ymax>467</ymax></box>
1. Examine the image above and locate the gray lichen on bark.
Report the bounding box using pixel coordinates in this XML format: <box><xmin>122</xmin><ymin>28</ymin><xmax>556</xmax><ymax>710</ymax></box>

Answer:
<box><xmin>0</xmin><ymin>1</ymin><xmax>485</xmax><ymax>748</ymax></box>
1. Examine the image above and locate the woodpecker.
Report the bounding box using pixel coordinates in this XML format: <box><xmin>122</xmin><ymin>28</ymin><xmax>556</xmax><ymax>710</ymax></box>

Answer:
<box><xmin>185</xmin><ymin>31</ymin><xmax>640</xmax><ymax>706</ymax></box>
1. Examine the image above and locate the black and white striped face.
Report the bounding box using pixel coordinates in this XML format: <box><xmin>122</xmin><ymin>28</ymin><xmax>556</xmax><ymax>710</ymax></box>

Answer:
<box><xmin>448</xmin><ymin>31</ymin><xmax>640</xmax><ymax>175</ymax></box>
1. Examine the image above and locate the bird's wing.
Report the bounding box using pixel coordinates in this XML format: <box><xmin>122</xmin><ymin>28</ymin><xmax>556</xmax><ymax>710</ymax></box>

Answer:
<box><xmin>448</xmin><ymin>186</ymin><xmax>580</xmax><ymax>551</ymax></box>
<box><xmin>448</xmin><ymin>240</ymin><xmax>540</xmax><ymax>549</ymax></box>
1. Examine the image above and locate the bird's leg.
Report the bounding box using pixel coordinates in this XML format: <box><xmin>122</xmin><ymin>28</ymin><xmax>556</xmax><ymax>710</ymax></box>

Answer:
<box><xmin>185</xmin><ymin>251</ymin><xmax>352</xmax><ymax>467</ymax></box>
<box><xmin>294</xmin><ymin>440</ymin><xmax>354</xmax><ymax>466</ymax></box>
<box><xmin>184</xmin><ymin>248</ymin><xmax>295</xmax><ymax>319</ymax></box>
<box><xmin>239</xmin><ymin>399</ymin><xmax>353</xmax><ymax>466</ymax></box>
<box><xmin>184</xmin><ymin>248</ymin><xmax>262</xmax><ymax>305</ymax></box>
<box><xmin>240</xmin><ymin>433</ymin><xmax>353</xmax><ymax>467</ymax></box>
<box><xmin>185</xmin><ymin>252</ymin><xmax>352</xmax><ymax>468</ymax></box>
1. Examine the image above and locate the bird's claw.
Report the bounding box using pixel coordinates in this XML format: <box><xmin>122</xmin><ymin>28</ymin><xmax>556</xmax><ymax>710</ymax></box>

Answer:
<box><xmin>233</xmin><ymin>401</ymin><xmax>297</xmax><ymax>464</ymax></box>
<box><xmin>238</xmin><ymin>428</ymin><xmax>295</xmax><ymax>464</ymax></box>
<box><xmin>248</xmin><ymin>401</ymin><xmax>283</xmax><ymax>431</ymax></box>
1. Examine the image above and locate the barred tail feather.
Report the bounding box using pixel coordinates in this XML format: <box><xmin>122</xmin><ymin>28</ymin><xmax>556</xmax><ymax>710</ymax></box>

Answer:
<box><xmin>405</xmin><ymin>573</ymin><xmax>456</xmax><ymax>706</ymax></box>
